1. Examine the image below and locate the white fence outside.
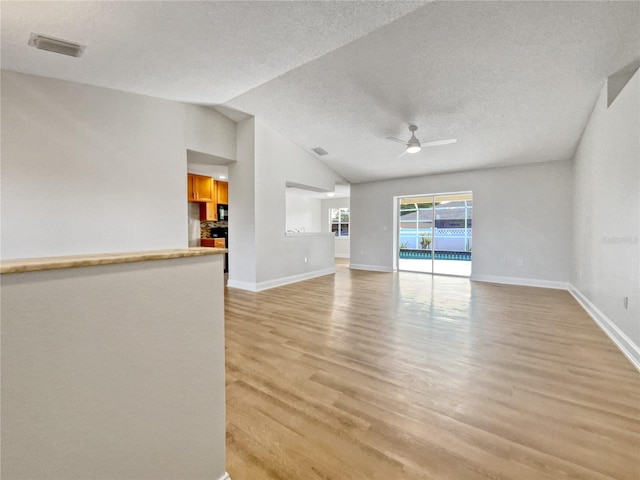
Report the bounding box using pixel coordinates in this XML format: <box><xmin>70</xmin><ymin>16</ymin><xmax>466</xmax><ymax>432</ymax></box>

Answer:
<box><xmin>399</xmin><ymin>227</ymin><xmax>472</xmax><ymax>252</ymax></box>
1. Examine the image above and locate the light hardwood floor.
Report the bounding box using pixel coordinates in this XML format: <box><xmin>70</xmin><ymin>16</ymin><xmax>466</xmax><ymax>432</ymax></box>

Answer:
<box><xmin>224</xmin><ymin>260</ymin><xmax>639</xmax><ymax>480</ymax></box>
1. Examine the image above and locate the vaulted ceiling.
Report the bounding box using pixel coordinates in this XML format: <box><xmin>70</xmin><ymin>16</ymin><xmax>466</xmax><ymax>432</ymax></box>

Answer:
<box><xmin>2</xmin><ymin>1</ymin><xmax>639</xmax><ymax>183</ymax></box>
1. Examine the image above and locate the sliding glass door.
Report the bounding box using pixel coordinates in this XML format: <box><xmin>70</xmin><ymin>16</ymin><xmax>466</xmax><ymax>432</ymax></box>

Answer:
<box><xmin>399</xmin><ymin>198</ymin><xmax>434</xmax><ymax>273</ymax></box>
<box><xmin>398</xmin><ymin>192</ymin><xmax>472</xmax><ymax>277</ymax></box>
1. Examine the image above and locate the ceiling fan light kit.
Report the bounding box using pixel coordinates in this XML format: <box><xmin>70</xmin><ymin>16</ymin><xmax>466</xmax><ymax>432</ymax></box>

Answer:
<box><xmin>387</xmin><ymin>124</ymin><xmax>457</xmax><ymax>156</ymax></box>
<box><xmin>406</xmin><ymin>125</ymin><xmax>421</xmax><ymax>153</ymax></box>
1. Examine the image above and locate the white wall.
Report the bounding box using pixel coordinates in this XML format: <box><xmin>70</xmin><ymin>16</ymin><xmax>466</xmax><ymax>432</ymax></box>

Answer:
<box><xmin>571</xmin><ymin>70</ymin><xmax>639</xmax><ymax>365</ymax></box>
<box><xmin>188</xmin><ymin>202</ymin><xmax>201</xmax><ymax>247</ymax></box>
<box><xmin>321</xmin><ymin>197</ymin><xmax>351</xmax><ymax>258</ymax></box>
<box><xmin>254</xmin><ymin>120</ymin><xmax>342</xmax><ymax>286</ymax></box>
<box><xmin>350</xmin><ymin>160</ymin><xmax>573</xmax><ymax>286</ymax></box>
<box><xmin>286</xmin><ymin>190</ymin><xmax>322</xmax><ymax>233</ymax></box>
<box><xmin>228</xmin><ymin>118</ymin><xmax>344</xmax><ymax>290</ymax></box>
<box><xmin>185</xmin><ymin>104</ymin><xmax>236</xmax><ymax>160</ymax></box>
<box><xmin>228</xmin><ymin>117</ymin><xmax>257</xmax><ymax>287</ymax></box>
<box><xmin>1</xmin><ymin>255</ymin><xmax>227</xmax><ymax>480</ymax></box>
<box><xmin>0</xmin><ymin>71</ymin><xmax>236</xmax><ymax>260</ymax></box>
<box><xmin>186</xmin><ymin>163</ymin><xmax>229</xmax><ymax>179</ymax></box>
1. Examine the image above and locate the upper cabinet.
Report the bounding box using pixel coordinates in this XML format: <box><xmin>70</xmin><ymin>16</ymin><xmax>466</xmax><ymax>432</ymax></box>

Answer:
<box><xmin>199</xmin><ymin>181</ymin><xmax>228</xmax><ymax>221</ymax></box>
<box><xmin>216</xmin><ymin>181</ymin><xmax>228</xmax><ymax>204</ymax></box>
<box><xmin>187</xmin><ymin>174</ymin><xmax>214</xmax><ymax>203</ymax></box>
<box><xmin>199</xmin><ymin>202</ymin><xmax>217</xmax><ymax>221</ymax></box>
<box><xmin>189</xmin><ymin>175</ymin><xmax>228</xmax><ymax>219</ymax></box>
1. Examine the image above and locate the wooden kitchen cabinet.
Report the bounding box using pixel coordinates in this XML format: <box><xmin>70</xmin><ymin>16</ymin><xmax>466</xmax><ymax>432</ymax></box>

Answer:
<box><xmin>187</xmin><ymin>174</ymin><xmax>214</xmax><ymax>202</ymax></box>
<box><xmin>200</xmin><ymin>238</ymin><xmax>226</xmax><ymax>248</ymax></box>
<box><xmin>199</xmin><ymin>202</ymin><xmax>217</xmax><ymax>221</ymax></box>
<box><xmin>216</xmin><ymin>181</ymin><xmax>228</xmax><ymax>204</ymax></box>
<box><xmin>199</xmin><ymin>180</ymin><xmax>228</xmax><ymax>220</ymax></box>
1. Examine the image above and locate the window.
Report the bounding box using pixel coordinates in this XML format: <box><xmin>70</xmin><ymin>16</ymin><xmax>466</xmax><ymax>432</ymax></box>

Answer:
<box><xmin>330</xmin><ymin>208</ymin><xmax>349</xmax><ymax>237</ymax></box>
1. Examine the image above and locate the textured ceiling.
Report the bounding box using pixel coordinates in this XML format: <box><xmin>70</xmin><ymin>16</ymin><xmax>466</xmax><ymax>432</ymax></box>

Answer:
<box><xmin>1</xmin><ymin>1</ymin><xmax>424</xmax><ymax>104</ymax></box>
<box><xmin>2</xmin><ymin>1</ymin><xmax>639</xmax><ymax>184</ymax></box>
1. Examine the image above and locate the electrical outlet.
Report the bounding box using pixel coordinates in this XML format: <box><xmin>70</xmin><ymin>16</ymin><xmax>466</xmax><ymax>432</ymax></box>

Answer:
<box><xmin>304</xmin><ymin>257</ymin><xmax>308</xmax><ymax>263</ymax></box>
<box><xmin>516</xmin><ymin>258</ymin><xmax>524</xmax><ymax>267</ymax></box>
<box><xmin>500</xmin><ymin>258</ymin><xmax>506</xmax><ymax>265</ymax></box>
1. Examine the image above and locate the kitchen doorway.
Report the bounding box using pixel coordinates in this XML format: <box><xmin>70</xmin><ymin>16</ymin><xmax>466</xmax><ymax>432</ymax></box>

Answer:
<box><xmin>397</xmin><ymin>192</ymin><xmax>472</xmax><ymax>277</ymax></box>
<box><xmin>186</xmin><ymin>150</ymin><xmax>231</xmax><ymax>272</ymax></box>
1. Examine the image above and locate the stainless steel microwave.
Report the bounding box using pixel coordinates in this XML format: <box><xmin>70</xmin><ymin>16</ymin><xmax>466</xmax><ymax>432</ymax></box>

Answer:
<box><xmin>217</xmin><ymin>204</ymin><xmax>228</xmax><ymax>221</ymax></box>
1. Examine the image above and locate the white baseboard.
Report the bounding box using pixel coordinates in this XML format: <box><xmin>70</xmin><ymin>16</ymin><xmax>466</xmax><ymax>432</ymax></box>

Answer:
<box><xmin>256</xmin><ymin>268</ymin><xmax>335</xmax><ymax>291</ymax></box>
<box><xmin>349</xmin><ymin>263</ymin><xmax>394</xmax><ymax>273</ymax></box>
<box><xmin>470</xmin><ymin>274</ymin><xmax>569</xmax><ymax>290</ymax></box>
<box><xmin>218</xmin><ymin>473</ymin><xmax>231</xmax><ymax>480</ymax></box>
<box><xmin>335</xmin><ymin>254</ymin><xmax>350</xmax><ymax>259</ymax></box>
<box><xmin>227</xmin><ymin>268</ymin><xmax>335</xmax><ymax>292</ymax></box>
<box><xmin>569</xmin><ymin>285</ymin><xmax>640</xmax><ymax>371</ymax></box>
<box><xmin>226</xmin><ymin>279</ymin><xmax>258</xmax><ymax>291</ymax></box>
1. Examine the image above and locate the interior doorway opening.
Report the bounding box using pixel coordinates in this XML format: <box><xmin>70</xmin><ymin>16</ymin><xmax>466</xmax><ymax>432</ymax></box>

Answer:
<box><xmin>397</xmin><ymin>192</ymin><xmax>472</xmax><ymax>277</ymax></box>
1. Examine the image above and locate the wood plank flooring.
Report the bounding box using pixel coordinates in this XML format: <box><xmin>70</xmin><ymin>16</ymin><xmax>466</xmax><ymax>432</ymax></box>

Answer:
<box><xmin>224</xmin><ymin>260</ymin><xmax>640</xmax><ymax>480</ymax></box>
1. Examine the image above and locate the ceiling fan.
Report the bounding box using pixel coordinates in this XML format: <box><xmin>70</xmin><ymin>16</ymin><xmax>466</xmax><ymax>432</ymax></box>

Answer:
<box><xmin>387</xmin><ymin>125</ymin><xmax>457</xmax><ymax>155</ymax></box>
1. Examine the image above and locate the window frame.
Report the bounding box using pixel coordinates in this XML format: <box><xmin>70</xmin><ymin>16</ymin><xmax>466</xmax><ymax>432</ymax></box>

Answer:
<box><xmin>330</xmin><ymin>207</ymin><xmax>350</xmax><ymax>237</ymax></box>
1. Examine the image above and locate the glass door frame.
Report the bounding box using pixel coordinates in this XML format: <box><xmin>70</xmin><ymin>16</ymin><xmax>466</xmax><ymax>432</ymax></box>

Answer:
<box><xmin>395</xmin><ymin>190</ymin><xmax>473</xmax><ymax>277</ymax></box>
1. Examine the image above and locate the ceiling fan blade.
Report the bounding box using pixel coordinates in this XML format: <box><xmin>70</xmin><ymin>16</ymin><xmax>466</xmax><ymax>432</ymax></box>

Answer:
<box><xmin>421</xmin><ymin>138</ymin><xmax>457</xmax><ymax>148</ymax></box>
<box><xmin>386</xmin><ymin>136</ymin><xmax>408</xmax><ymax>145</ymax></box>
<box><xmin>397</xmin><ymin>149</ymin><xmax>409</xmax><ymax>158</ymax></box>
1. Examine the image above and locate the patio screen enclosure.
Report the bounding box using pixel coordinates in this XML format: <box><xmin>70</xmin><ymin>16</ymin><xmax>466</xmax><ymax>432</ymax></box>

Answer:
<box><xmin>398</xmin><ymin>192</ymin><xmax>472</xmax><ymax>276</ymax></box>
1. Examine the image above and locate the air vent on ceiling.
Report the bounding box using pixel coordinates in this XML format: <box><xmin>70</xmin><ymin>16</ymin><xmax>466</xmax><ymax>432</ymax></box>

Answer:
<box><xmin>312</xmin><ymin>147</ymin><xmax>328</xmax><ymax>156</ymax></box>
<box><xmin>29</xmin><ymin>33</ymin><xmax>86</xmax><ymax>58</ymax></box>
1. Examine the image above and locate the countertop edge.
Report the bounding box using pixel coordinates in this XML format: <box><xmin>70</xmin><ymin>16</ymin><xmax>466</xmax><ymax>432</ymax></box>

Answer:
<box><xmin>285</xmin><ymin>232</ymin><xmax>335</xmax><ymax>237</ymax></box>
<box><xmin>1</xmin><ymin>248</ymin><xmax>227</xmax><ymax>274</ymax></box>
